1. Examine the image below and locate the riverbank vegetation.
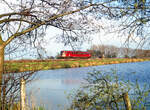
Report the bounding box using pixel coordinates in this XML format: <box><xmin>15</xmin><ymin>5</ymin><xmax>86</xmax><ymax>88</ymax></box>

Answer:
<box><xmin>87</xmin><ymin>44</ymin><xmax>150</xmax><ymax>58</ymax></box>
<box><xmin>1</xmin><ymin>0</ymin><xmax>150</xmax><ymax>109</ymax></box>
<box><xmin>4</xmin><ymin>58</ymin><xmax>150</xmax><ymax>73</ymax></box>
<box><xmin>68</xmin><ymin>70</ymin><xmax>150</xmax><ymax>110</ymax></box>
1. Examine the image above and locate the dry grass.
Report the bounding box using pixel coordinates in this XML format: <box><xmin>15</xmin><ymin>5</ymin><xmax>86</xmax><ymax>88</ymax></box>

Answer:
<box><xmin>4</xmin><ymin>58</ymin><xmax>150</xmax><ymax>73</ymax></box>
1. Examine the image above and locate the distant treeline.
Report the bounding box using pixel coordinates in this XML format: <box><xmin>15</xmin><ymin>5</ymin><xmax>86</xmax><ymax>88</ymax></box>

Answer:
<box><xmin>87</xmin><ymin>44</ymin><xmax>150</xmax><ymax>58</ymax></box>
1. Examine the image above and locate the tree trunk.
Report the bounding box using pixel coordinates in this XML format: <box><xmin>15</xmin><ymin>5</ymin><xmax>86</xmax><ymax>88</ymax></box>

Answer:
<box><xmin>0</xmin><ymin>45</ymin><xmax>4</xmax><ymax>106</ymax></box>
<box><xmin>20</xmin><ymin>78</ymin><xmax>26</xmax><ymax>110</ymax></box>
<box><xmin>123</xmin><ymin>92</ymin><xmax>132</xmax><ymax>110</ymax></box>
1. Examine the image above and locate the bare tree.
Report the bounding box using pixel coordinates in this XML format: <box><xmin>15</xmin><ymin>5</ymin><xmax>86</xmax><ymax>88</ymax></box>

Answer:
<box><xmin>1</xmin><ymin>0</ymin><xmax>150</xmax><ymax>108</ymax></box>
<box><xmin>0</xmin><ymin>0</ymin><xmax>110</xmax><ymax>98</ymax></box>
<box><xmin>1</xmin><ymin>71</ymin><xmax>35</xmax><ymax>109</ymax></box>
<box><xmin>104</xmin><ymin>0</ymin><xmax>150</xmax><ymax>49</ymax></box>
<box><xmin>88</xmin><ymin>44</ymin><xmax>119</xmax><ymax>58</ymax></box>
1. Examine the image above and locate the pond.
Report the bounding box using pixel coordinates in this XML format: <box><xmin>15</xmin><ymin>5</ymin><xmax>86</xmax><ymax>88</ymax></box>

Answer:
<box><xmin>26</xmin><ymin>61</ymin><xmax>150</xmax><ymax>110</ymax></box>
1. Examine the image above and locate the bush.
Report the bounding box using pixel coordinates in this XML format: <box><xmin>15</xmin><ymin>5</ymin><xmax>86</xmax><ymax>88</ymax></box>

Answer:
<box><xmin>68</xmin><ymin>70</ymin><xmax>150</xmax><ymax>110</ymax></box>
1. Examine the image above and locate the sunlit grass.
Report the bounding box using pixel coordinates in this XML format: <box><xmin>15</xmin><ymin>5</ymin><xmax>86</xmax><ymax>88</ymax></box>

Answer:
<box><xmin>4</xmin><ymin>58</ymin><xmax>150</xmax><ymax>73</ymax></box>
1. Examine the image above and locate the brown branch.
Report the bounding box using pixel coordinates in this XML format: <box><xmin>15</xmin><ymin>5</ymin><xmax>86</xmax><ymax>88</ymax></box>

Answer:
<box><xmin>0</xmin><ymin>34</ymin><xmax>4</xmax><ymax>45</ymax></box>
<box><xmin>0</xmin><ymin>18</ymin><xmax>37</xmax><ymax>25</ymax></box>
<box><xmin>4</xmin><ymin>3</ymin><xmax>101</xmax><ymax>46</ymax></box>
<box><xmin>0</xmin><ymin>11</ymin><xmax>37</xmax><ymax>19</ymax></box>
<box><xmin>0</xmin><ymin>13</ymin><xmax>19</xmax><ymax>19</ymax></box>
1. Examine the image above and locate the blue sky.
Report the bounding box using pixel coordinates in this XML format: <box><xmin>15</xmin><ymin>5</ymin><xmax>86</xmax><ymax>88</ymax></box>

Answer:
<box><xmin>4</xmin><ymin>19</ymin><xmax>146</xmax><ymax>60</ymax></box>
<box><xmin>43</xmin><ymin>23</ymin><xmax>149</xmax><ymax>58</ymax></box>
<box><xmin>2</xmin><ymin>0</ymin><xmax>149</xmax><ymax>59</ymax></box>
<box><xmin>43</xmin><ymin>26</ymin><xmax>125</xmax><ymax>57</ymax></box>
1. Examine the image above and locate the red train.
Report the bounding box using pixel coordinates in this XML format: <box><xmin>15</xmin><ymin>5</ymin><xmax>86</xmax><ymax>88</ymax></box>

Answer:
<box><xmin>60</xmin><ymin>51</ymin><xmax>91</xmax><ymax>58</ymax></box>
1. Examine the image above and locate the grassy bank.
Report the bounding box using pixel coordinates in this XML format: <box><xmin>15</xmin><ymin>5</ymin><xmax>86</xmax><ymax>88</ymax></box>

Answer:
<box><xmin>4</xmin><ymin>58</ymin><xmax>150</xmax><ymax>73</ymax></box>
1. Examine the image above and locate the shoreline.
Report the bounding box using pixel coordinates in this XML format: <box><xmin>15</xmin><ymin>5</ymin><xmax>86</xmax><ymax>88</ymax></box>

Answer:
<box><xmin>4</xmin><ymin>58</ymin><xmax>150</xmax><ymax>73</ymax></box>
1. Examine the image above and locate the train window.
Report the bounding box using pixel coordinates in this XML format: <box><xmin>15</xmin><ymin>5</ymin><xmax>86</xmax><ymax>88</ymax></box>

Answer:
<box><xmin>81</xmin><ymin>52</ymin><xmax>84</xmax><ymax>55</ymax></box>
<box><xmin>60</xmin><ymin>51</ymin><xmax>63</xmax><ymax>55</ymax></box>
<box><xmin>75</xmin><ymin>52</ymin><xmax>78</xmax><ymax>54</ymax></box>
<box><xmin>80</xmin><ymin>52</ymin><xmax>82</xmax><ymax>54</ymax></box>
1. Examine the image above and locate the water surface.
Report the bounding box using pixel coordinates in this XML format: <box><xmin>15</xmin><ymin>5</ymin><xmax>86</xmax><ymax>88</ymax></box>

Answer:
<box><xmin>26</xmin><ymin>61</ymin><xmax>150</xmax><ymax>110</ymax></box>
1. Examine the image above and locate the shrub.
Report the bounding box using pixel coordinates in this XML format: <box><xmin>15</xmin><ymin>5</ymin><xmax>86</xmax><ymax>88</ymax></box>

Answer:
<box><xmin>68</xmin><ymin>70</ymin><xmax>150</xmax><ymax>110</ymax></box>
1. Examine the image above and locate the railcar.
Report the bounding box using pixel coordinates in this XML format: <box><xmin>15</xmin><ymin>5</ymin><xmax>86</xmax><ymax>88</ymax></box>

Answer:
<box><xmin>60</xmin><ymin>51</ymin><xmax>91</xmax><ymax>58</ymax></box>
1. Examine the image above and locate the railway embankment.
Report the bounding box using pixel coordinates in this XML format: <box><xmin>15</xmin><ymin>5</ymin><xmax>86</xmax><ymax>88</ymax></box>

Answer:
<box><xmin>4</xmin><ymin>58</ymin><xmax>150</xmax><ymax>73</ymax></box>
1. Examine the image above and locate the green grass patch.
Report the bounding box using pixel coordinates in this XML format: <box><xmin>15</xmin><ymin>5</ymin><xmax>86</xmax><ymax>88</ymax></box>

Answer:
<box><xmin>4</xmin><ymin>58</ymin><xmax>150</xmax><ymax>73</ymax></box>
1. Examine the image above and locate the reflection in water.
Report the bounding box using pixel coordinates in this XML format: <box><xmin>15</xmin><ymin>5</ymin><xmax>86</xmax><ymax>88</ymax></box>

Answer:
<box><xmin>26</xmin><ymin>74</ymin><xmax>87</xmax><ymax>110</ymax></box>
<box><xmin>26</xmin><ymin>61</ymin><xmax>150</xmax><ymax>110</ymax></box>
<box><xmin>27</xmin><ymin>79</ymin><xmax>82</xmax><ymax>110</ymax></box>
<box><xmin>62</xmin><ymin>79</ymin><xmax>86</xmax><ymax>85</ymax></box>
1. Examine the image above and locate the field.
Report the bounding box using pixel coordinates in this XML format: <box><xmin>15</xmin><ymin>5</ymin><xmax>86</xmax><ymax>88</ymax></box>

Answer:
<box><xmin>4</xmin><ymin>58</ymin><xmax>150</xmax><ymax>73</ymax></box>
